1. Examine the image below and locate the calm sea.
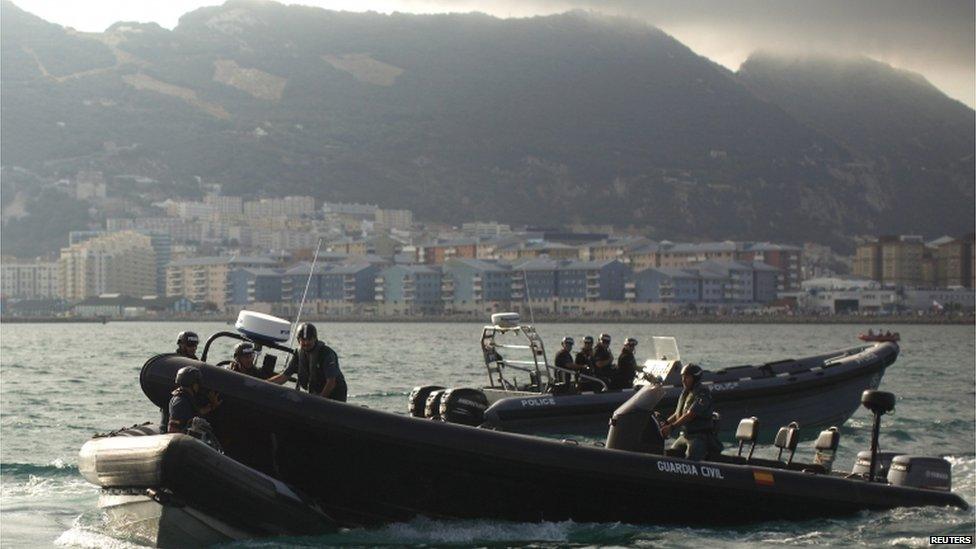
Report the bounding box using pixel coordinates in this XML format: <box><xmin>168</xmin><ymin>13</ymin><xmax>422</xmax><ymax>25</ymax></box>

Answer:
<box><xmin>1</xmin><ymin>322</ymin><xmax>973</xmax><ymax>547</ymax></box>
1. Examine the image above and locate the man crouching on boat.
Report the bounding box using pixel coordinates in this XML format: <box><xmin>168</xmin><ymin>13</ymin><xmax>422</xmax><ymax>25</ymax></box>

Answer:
<box><xmin>165</xmin><ymin>366</ymin><xmax>221</xmax><ymax>433</ymax></box>
<box><xmin>269</xmin><ymin>322</ymin><xmax>348</xmax><ymax>402</ymax></box>
<box><xmin>659</xmin><ymin>364</ymin><xmax>720</xmax><ymax>461</ymax></box>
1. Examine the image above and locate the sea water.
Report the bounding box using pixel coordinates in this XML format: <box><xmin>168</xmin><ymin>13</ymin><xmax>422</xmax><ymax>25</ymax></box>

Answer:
<box><xmin>1</xmin><ymin>322</ymin><xmax>973</xmax><ymax>547</ymax></box>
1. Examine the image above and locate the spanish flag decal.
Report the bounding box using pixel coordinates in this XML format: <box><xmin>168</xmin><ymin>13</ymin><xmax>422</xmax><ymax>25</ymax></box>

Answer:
<box><xmin>753</xmin><ymin>470</ymin><xmax>775</xmax><ymax>486</ymax></box>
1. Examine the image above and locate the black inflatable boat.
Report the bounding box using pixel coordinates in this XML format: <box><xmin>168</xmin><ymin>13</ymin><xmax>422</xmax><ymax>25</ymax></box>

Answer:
<box><xmin>409</xmin><ymin>313</ymin><xmax>899</xmax><ymax>439</ymax></box>
<box><xmin>118</xmin><ymin>352</ymin><xmax>966</xmax><ymax>529</ymax></box>
<box><xmin>78</xmin><ymin>423</ymin><xmax>334</xmax><ymax>547</ymax></box>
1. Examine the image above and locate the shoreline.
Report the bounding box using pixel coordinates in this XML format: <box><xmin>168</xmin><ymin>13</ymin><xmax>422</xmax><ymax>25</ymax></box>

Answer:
<box><xmin>2</xmin><ymin>314</ymin><xmax>973</xmax><ymax>325</ymax></box>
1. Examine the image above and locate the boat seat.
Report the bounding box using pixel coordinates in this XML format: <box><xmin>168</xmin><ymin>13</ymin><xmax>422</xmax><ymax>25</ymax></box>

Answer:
<box><xmin>735</xmin><ymin>417</ymin><xmax>760</xmax><ymax>461</ymax></box>
<box><xmin>786</xmin><ymin>426</ymin><xmax>840</xmax><ymax>474</ymax></box>
<box><xmin>774</xmin><ymin>421</ymin><xmax>800</xmax><ymax>466</ymax></box>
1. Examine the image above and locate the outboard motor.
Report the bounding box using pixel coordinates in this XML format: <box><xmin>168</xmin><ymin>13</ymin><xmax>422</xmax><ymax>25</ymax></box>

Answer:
<box><xmin>439</xmin><ymin>388</ymin><xmax>489</xmax><ymax>426</ymax></box>
<box><xmin>887</xmin><ymin>455</ymin><xmax>952</xmax><ymax>491</ymax></box>
<box><xmin>606</xmin><ymin>383</ymin><xmax>667</xmax><ymax>454</ymax></box>
<box><xmin>409</xmin><ymin>385</ymin><xmax>445</xmax><ymax>418</ymax></box>
<box><xmin>424</xmin><ymin>389</ymin><xmax>447</xmax><ymax>420</ymax></box>
<box><xmin>861</xmin><ymin>390</ymin><xmax>895</xmax><ymax>481</ymax></box>
<box><xmin>852</xmin><ymin>451</ymin><xmax>900</xmax><ymax>478</ymax></box>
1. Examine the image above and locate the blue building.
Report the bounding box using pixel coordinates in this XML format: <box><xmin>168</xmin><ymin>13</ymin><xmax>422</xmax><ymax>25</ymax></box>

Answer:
<box><xmin>228</xmin><ymin>268</ymin><xmax>284</xmax><ymax>305</ymax></box>
<box><xmin>330</xmin><ymin>262</ymin><xmax>382</xmax><ymax>302</ymax></box>
<box><xmin>557</xmin><ymin>260</ymin><xmax>630</xmax><ymax>301</ymax></box>
<box><xmin>375</xmin><ymin>265</ymin><xmax>443</xmax><ymax>313</ymax></box>
<box><xmin>632</xmin><ymin>268</ymin><xmax>702</xmax><ymax>303</ymax></box>
<box><xmin>442</xmin><ymin>258</ymin><xmax>512</xmax><ymax>305</ymax></box>
<box><xmin>510</xmin><ymin>258</ymin><xmax>561</xmax><ymax>301</ymax></box>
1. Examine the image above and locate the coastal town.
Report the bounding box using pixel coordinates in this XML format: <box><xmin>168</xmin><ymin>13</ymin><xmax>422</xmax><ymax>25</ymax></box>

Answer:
<box><xmin>2</xmin><ymin>173</ymin><xmax>973</xmax><ymax>321</ymax></box>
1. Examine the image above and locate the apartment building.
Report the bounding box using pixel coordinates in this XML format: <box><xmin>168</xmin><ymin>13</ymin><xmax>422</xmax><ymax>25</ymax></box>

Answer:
<box><xmin>59</xmin><ymin>231</ymin><xmax>157</xmax><ymax>301</ymax></box>
<box><xmin>166</xmin><ymin>256</ymin><xmax>277</xmax><ymax>309</ymax></box>
<box><xmin>441</xmin><ymin>258</ymin><xmax>512</xmax><ymax>311</ymax></box>
<box><xmin>375</xmin><ymin>265</ymin><xmax>443</xmax><ymax>314</ymax></box>
<box><xmin>0</xmin><ymin>260</ymin><xmax>60</xmax><ymax>299</ymax></box>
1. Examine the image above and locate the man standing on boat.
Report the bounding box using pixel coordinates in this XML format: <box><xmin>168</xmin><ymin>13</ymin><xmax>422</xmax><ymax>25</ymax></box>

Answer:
<box><xmin>269</xmin><ymin>323</ymin><xmax>348</xmax><ymax>402</ymax></box>
<box><xmin>175</xmin><ymin>331</ymin><xmax>200</xmax><ymax>360</ymax></box>
<box><xmin>610</xmin><ymin>337</ymin><xmax>638</xmax><ymax>390</ymax></box>
<box><xmin>574</xmin><ymin>336</ymin><xmax>595</xmax><ymax>371</ymax></box>
<box><xmin>659</xmin><ymin>363</ymin><xmax>717</xmax><ymax>461</ymax></box>
<box><xmin>592</xmin><ymin>333</ymin><xmax>614</xmax><ymax>384</ymax></box>
<box><xmin>553</xmin><ymin>337</ymin><xmax>578</xmax><ymax>383</ymax></box>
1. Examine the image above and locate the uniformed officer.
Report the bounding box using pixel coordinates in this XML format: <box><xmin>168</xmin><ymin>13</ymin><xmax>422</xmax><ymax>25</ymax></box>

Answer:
<box><xmin>592</xmin><ymin>333</ymin><xmax>614</xmax><ymax>382</ymax></box>
<box><xmin>176</xmin><ymin>331</ymin><xmax>200</xmax><ymax>359</ymax></box>
<box><xmin>227</xmin><ymin>342</ymin><xmax>268</xmax><ymax>379</ymax></box>
<box><xmin>659</xmin><ymin>363</ymin><xmax>716</xmax><ymax>461</ymax></box>
<box><xmin>164</xmin><ymin>365</ymin><xmax>221</xmax><ymax>433</ymax></box>
<box><xmin>611</xmin><ymin>337</ymin><xmax>638</xmax><ymax>390</ymax></box>
<box><xmin>553</xmin><ymin>336</ymin><xmax>577</xmax><ymax>382</ymax></box>
<box><xmin>574</xmin><ymin>336</ymin><xmax>595</xmax><ymax>371</ymax></box>
<box><xmin>270</xmin><ymin>323</ymin><xmax>348</xmax><ymax>401</ymax></box>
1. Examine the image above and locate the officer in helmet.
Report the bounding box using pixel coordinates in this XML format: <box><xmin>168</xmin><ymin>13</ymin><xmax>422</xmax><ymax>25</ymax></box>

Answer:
<box><xmin>610</xmin><ymin>337</ymin><xmax>638</xmax><ymax>390</ymax></box>
<box><xmin>574</xmin><ymin>336</ymin><xmax>595</xmax><ymax>371</ymax></box>
<box><xmin>175</xmin><ymin>331</ymin><xmax>200</xmax><ymax>360</ymax></box>
<box><xmin>270</xmin><ymin>323</ymin><xmax>347</xmax><ymax>401</ymax></box>
<box><xmin>227</xmin><ymin>342</ymin><xmax>268</xmax><ymax>379</ymax></box>
<box><xmin>659</xmin><ymin>363</ymin><xmax>719</xmax><ymax>460</ymax></box>
<box><xmin>163</xmin><ymin>366</ymin><xmax>221</xmax><ymax>433</ymax></box>
<box><xmin>553</xmin><ymin>337</ymin><xmax>578</xmax><ymax>383</ymax></box>
<box><xmin>592</xmin><ymin>333</ymin><xmax>614</xmax><ymax>385</ymax></box>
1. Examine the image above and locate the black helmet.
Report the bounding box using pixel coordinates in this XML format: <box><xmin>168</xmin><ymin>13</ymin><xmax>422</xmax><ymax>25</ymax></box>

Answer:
<box><xmin>176</xmin><ymin>366</ymin><xmax>202</xmax><ymax>388</ymax></box>
<box><xmin>583</xmin><ymin>336</ymin><xmax>594</xmax><ymax>344</ymax></box>
<box><xmin>625</xmin><ymin>337</ymin><xmax>638</xmax><ymax>347</ymax></box>
<box><xmin>296</xmin><ymin>322</ymin><xmax>317</xmax><ymax>341</ymax></box>
<box><xmin>177</xmin><ymin>331</ymin><xmax>199</xmax><ymax>346</ymax></box>
<box><xmin>599</xmin><ymin>333</ymin><xmax>611</xmax><ymax>343</ymax></box>
<box><xmin>234</xmin><ymin>342</ymin><xmax>255</xmax><ymax>357</ymax></box>
<box><xmin>680</xmin><ymin>363</ymin><xmax>703</xmax><ymax>380</ymax></box>
<box><xmin>562</xmin><ymin>336</ymin><xmax>574</xmax><ymax>346</ymax></box>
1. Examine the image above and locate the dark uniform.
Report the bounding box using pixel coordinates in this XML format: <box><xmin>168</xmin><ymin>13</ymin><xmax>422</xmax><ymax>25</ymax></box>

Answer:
<box><xmin>165</xmin><ymin>388</ymin><xmax>197</xmax><ymax>433</ymax></box>
<box><xmin>553</xmin><ymin>348</ymin><xmax>574</xmax><ymax>383</ymax></box>
<box><xmin>592</xmin><ymin>343</ymin><xmax>614</xmax><ymax>381</ymax></box>
<box><xmin>670</xmin><ymin>383</ymin><xmax>715</xmax><ymax>461</ymax></box>
<box><xmin>283</xmin><ymin>340</ymin><xmax>347</xmax><ymax>401</ymax></box>
<box><xmin>612</xmin><ymin>349</ymin><xmax>637</xmax><ymax>390</ymax></box>
<box><xmin>574</xmin><ymin>349</ymin><xmax>593</xmax><ymax>370</ymax></box>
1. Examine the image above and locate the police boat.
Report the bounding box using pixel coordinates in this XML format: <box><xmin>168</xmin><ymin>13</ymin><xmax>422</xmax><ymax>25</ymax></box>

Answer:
<box><xmin>408</xmin><ymin>313</ymin><xmax>898</xmax><ymax>440</ymax></box>
<box><xmin>78</xmin><ymin>312</ymin><xmax>334</xmax><ymax>547</ymax></box>
<box><xmin>126</xmin><ymin>350</ymin><xmax>965</xmax><ymax>529</ymax></box>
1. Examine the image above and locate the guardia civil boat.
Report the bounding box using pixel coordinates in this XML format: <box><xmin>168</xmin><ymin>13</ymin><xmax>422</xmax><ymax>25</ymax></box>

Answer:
<box><xmin>78</xmin><ymin>312</ymin><xmax>964</xmax><ymax>546</ymax></box>
<box><xmin>409</xmin><ymin>313</ymin><xmax>898</xmax><ymax>440</ymax></box>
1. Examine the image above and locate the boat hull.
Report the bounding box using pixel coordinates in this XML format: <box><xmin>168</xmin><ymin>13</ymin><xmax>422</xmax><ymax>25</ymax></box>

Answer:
<box><xmin>132</xmin><ymin>352</ymin><xmax>966</xmax><ymax>528</ymax></box>
<box><xmin>482</xmin><ymin>343</ymin><xmax>897</xmax><ymax>439</ymax></box>
<box><xmin>79</xmin><ymin>429</ymin><xmax>334</xmax><ymax>547</ymax></box>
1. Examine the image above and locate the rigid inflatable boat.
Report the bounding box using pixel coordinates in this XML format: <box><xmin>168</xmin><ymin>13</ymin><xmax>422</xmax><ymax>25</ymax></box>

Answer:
<box><xmin>79</xmin><ymin>314</ymin><xmax>963</xmax><ymax>545</ymax></box>
<box><xmin>409</xmin><ymin>313</ymin><xmax>898</xmax><ymax>439</ymax></box>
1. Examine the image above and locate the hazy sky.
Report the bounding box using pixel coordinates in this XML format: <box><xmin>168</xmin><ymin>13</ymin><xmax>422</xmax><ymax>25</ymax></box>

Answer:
<box><xmin>12</xmin><ymin>0</ymin><xmax>975</xmax><ymax>107</ymax></box>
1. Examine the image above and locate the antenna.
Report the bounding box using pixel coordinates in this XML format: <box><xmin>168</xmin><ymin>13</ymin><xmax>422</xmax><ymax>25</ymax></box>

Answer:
<box><xmin>522</xmin><ymin>269</ymin><xmax>535</xmax><ymax>324</ymax></box>
<box><xmin>290</xmin><ymin>238</ymin><xmax>323</xmax><ymax>347</ymax></box>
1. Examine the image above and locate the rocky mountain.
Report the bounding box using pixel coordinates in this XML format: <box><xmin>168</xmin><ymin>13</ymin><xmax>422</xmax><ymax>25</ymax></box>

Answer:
<box><xmin>1</xmin><ymin>0</ymin><xmax>972</xmax><ymax>255</ymax></box>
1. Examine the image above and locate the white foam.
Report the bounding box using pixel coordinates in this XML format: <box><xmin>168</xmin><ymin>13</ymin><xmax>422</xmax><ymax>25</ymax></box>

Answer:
<box><xmin>54</xmin><ymin>515</ymin><xmax>143</xmax><ymax>549</ymax></box>
<box><xmin>352</xmin><ymin>517</ymin><xmax>579</xmax><ymax>544</ymax></box>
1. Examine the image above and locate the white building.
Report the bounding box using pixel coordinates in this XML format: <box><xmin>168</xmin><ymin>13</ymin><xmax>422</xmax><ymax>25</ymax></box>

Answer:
<box><xmin>244</xmin><ymin>196</ymin><xmax>316</xmax><ymax>218</ymax></box>
<box><xmin>0</xmin><ymin>261</ymin><xmax>61</xmax><ymax>299</ymax></box>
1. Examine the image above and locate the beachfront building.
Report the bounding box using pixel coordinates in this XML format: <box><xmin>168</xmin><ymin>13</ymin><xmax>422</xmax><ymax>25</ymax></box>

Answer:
<box><xmin>556</xmin><ymin>260</ymin><xmax>630</xmax><ymax>302</ymax></box>
<box><xmin>441</xmin><ymin>258</ymin><xmax>512</xmax><ymax>313</ymax></box>
<box><xmin>59</xmin><ymin>231</ymin><xmax>157</xmax><ymax>301</ymax></box>
<box><xmin>228</xmin><ymin>268</ymin><xmax>285</xmax><ymax>305</ymax></box>
<box><xmin>374</xmin><ymin>265</ymin><xmax>443</xmax><ymax>315</ymax></box>
<box><xmin>1</xmin><ymin>260</ymin><xmax>60</xmax><ymax>299</ymax></box>
<box><xmin>631</xmin><ymin>268</ymin><xmax>701</xmax><ymax>303</ymax></box>
<box><xmin>166</xmin><ymin>256</ymin><xmax>277</xmax><ymax>309</ymax></box>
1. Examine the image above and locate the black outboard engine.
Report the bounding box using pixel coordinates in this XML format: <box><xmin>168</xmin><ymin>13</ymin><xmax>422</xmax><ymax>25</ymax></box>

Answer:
<box><xmin>887</xmin><ymin>455</ymin><xmax>952</xmax><ymax>491</ymax></box>
<box><xmin>861</xmin><ymin>390</ymin><xmax>895</xmax><ymax>481</ymax></box>
<box><xmin>852</xmin><ymin>451</ymin><xmax>900</xmax><ymax>478</ymax></box>
<box><xmin>606</xmin><ymin>383</ymin><xmax>667</xmax><ymax>454</ymax></box>
<box><xmin>439</xmin><ymin>388</ymin><xmax>489</xmax><ymax>426</ymax></box>
<box><xmin>409</xmin><ymin>385</ymin><xmax>445</xmax><ymax>418</ymax></box>
<box><xmin>424</xmin><ymin>389</ymin><xmax>448</xmax><ymax>420</ymax></box>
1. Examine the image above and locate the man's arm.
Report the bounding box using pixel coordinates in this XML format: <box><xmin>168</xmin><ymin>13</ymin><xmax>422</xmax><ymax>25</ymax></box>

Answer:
<box><xmin>319</xmin><ymin>377</ymin><xmax>337</xmax><ymax>398</ymax></box>
<box><xmin>317</xmin><ymin>348</ymin><xmax>341</xmax><ymax>398</ymax></box>
<box><xmin>269</xmin><ymin>356</ymin><xmax>299</xmax><ymax>385</ymax></box>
